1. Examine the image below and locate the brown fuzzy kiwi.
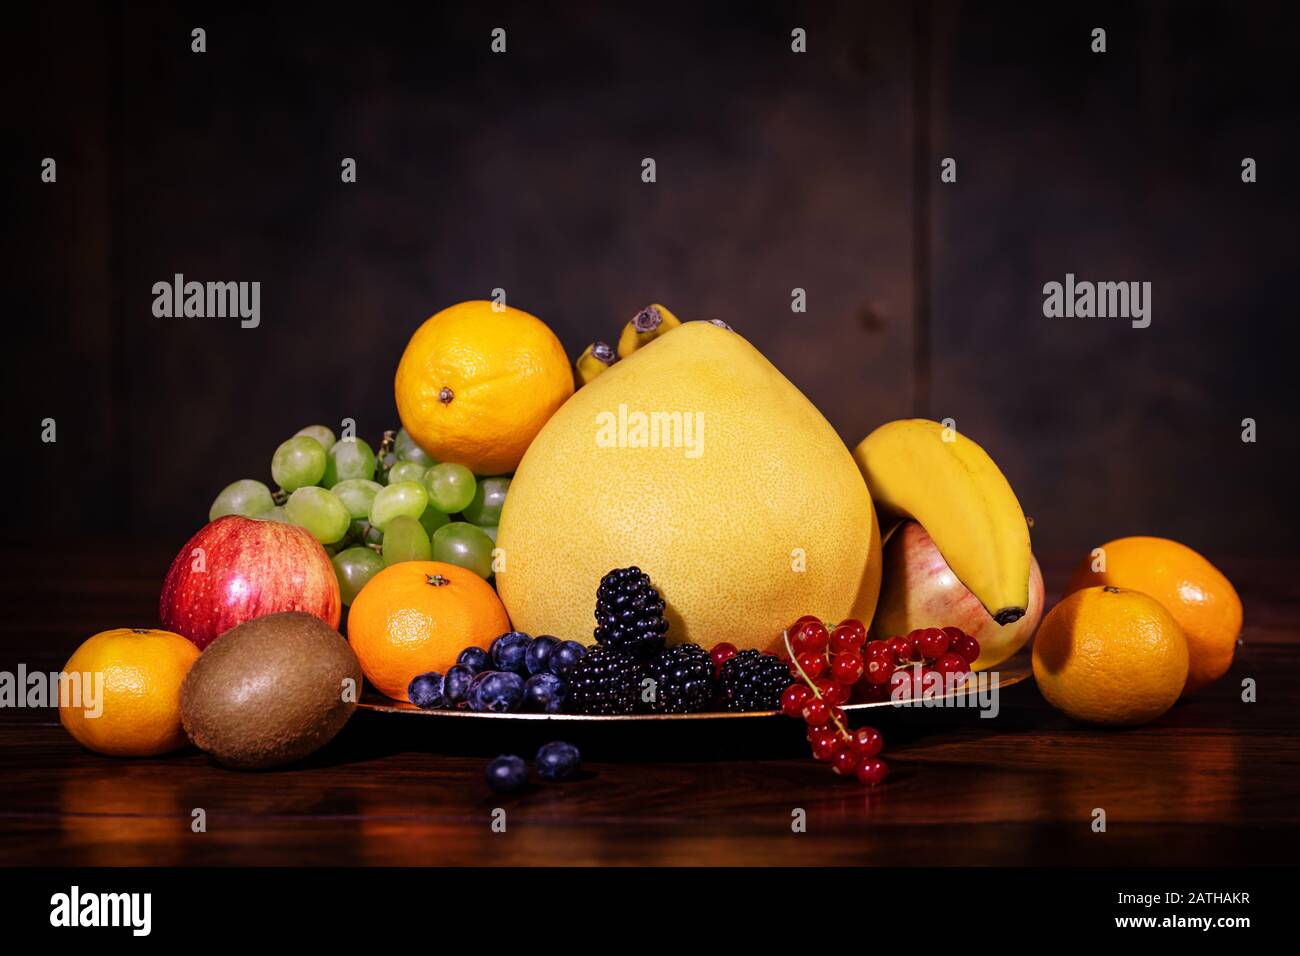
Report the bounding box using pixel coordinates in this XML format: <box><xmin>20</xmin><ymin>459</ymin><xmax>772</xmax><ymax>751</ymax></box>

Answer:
<box><xmin>180</xmin><ymin>611</ymin><xmax>361</xmax><ymax>770</ymax></box>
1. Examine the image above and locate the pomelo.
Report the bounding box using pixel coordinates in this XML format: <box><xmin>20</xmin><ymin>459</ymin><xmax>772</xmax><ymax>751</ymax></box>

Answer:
<box><xmin>496</xmin><ymin>321</ymin><xmax>881</xmax><ymax>652</ymax></box>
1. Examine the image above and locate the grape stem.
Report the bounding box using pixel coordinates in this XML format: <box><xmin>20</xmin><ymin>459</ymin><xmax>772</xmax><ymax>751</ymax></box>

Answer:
<box><xmin>782</xmin><ymin>627</ymin><xmax>850</xmax><ymax>740</ymax></box>
<box><xmin>376</xmin><ymin>429</ymin><xmax>397</xmax><ymax>484</ymax></box>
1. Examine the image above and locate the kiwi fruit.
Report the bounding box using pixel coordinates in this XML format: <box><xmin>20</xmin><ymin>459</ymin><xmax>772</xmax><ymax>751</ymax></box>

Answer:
<box><xmin>180</xmin><ymin>611</ymin><xmax>361</xmax><ymax>770</ymax></box>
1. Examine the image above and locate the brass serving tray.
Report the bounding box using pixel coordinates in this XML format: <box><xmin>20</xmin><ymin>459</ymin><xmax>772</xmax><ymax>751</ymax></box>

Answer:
<box><xmin>358</xmin><ymin>658</ymin><xmax>1032</xmax><ymax>721</ymax></box>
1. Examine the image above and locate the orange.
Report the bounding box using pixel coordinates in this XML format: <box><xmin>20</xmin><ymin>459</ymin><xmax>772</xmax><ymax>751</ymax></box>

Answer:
<box><xmin>347</xmin><ymin>560</ymin><xmax>511</xmax><ymax>701</ymax></box>
<box><xmin>1065</xmin><ymin>536</ymin><xmax>1242</xmax><ymax>694</ymax></box>
<box><xmin>59</xmin><ymin>628</ymin><xmax>201</xmax><ymax>757</ymax></box>
<box><xmin>394</xmin><ymin>300</ymin><xmax>574</xmax><ymax>476</ymax></box>
<box><xmin>1032</xmin><ymin>586</ymin><xmax>1188</xmax><ymax>726</ymax></box>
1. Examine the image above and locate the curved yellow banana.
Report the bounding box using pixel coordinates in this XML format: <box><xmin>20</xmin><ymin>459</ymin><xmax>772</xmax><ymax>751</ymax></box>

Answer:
<box><xmin>852</xmin><ymin>419</ymin><xmax>1031</xmax><ymax>624</ymax></box>
<box><xmin>616</xmin><ymin>304</ymin><xmax>681</xmax><ymax>359</ymax></box>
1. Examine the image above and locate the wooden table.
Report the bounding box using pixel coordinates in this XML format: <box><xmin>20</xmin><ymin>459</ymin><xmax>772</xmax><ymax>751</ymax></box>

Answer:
<box><xmin>2</xmin><ymin>544</ymin><xmax>1296</xmax><ymax>866</ymax></box>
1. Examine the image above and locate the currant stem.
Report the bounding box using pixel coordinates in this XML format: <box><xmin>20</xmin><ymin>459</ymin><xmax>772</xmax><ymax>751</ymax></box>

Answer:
<box><xmin>782</xmin><ymin>628</ymin><xmax>850</xmax><ymax>740</ymax></box>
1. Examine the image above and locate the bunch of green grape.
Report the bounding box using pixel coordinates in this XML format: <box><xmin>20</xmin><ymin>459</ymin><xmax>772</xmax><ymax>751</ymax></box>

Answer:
<box><xmin>208</xmin><ymin>425</ymin><xmax>509</xmax><ymax>606</ymax></box>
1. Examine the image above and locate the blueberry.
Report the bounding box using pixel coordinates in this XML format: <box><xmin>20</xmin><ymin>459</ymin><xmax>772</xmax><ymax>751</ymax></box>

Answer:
<box><xmin>407</xmin><ymin>671</ymin><xmax>444</xmax><ymax>709</ymax></box>
<box><xmin>443</xmin><ymin>665</ymin><xmax>475</xmax><ymax>707</ymax></box>
<box><xmin>456</xmin><ymin>646</ymin><xmax>492</xmax><ymax>675</ymax></box>
<box><xmin>485</xmin><ymin>754</ymin><xmax>528</xmax><ymax>794</ymax></box>
<box><xmin>523</xmin><ymin>672</ymin><xmax>567</xmax><ymax>713</ymax></box>
<box><xmin>549</xmin><ymin>640</ymin><xmax>588</xmax><ymax>677</ymax></box>
<box><xmin>525</xmin><ymin>635</ymin><xmax>560</xmax><ymax>675</ymax></box>
<box><xmin>490</xmin><ymin>631</ymin><xmax>533</xmax><ymax>676</ymax></box>
<box><xmin>468</xmin><ymin>670</ymin><xmax>525</xmax><ymax>713</ymax></box>
<box><xmin>535</xmin><ymin>741</ymin><xmax>581</xmax><ymax>781</ymax></box>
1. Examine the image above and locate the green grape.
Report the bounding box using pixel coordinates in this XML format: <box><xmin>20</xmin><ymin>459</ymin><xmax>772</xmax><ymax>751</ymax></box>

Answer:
<box><xmin>259</xmin><ymin>505</ymin><xmax>290</xmax><ymax>523</ymax></box>
<box><xmin>322</xmin><ymin>437</ymin><xmax>376</xmax><ymax>486</ymax></box>
<box><xmin>476</xmin><ymin>524</ymin><xmax>498</xmax><ymax>543</ymax></box>
<box><xmin>462</xmin><ymin>476</ymin><xmax>510</xmax><ymax>525</ymax></box>
<box><xmin>432</xmin><ymin>522</ymin><xmax>495</xmax><ymax>578</ymax></box>
<box><xmin>368</xmin><ymin>480</ymin><xmax>429</xmax><ymax>532</ymax></box>
<box><xmin>332</xmin><ymin>546</ymin><xmax>384</xmax><ymax>605</ymax></box>
<box><xmin>272</xmin><ymin>436</ymin><xmax>327</xmax><ymax>492</ymax></box>
<box><xmin>419</xmin><ymin>503</ymin><xmax>450</xmax><ymax>537</ymax></box>
<box><xmin>295</xmin><ymin>424</ymin><xmax>337</xmax><ymax>450</ymax></box>
<box><xmin>394</xmin><ymin>427</ymin><xmax>437</xmax><ymax>467</ymax></box>
<box><xmin>381</xmin><ymin>515</ymin><xmax>431</xmax><ymax>566</ymax></box>
<box><xmin>364</xmin><ymin>521</ymin><xmax>384</xmax><ymax>547</ymax></box>
<box><xmin>424</xmin><ymin>462</ymin><xmax>476</xmax><ymax>514</ymax></box>
<box><xmin>209</xmin><ymin>479</ymin><xmax>275</xmax><ymax>521</ymax></box>
<box><xmin>388</xmin><ymin>460</ymin><xmax>428</xmax><ymax>486</ymax></box>
<box><xmin>330</xmin><ymin>478</ymin><xmax>383</xmax><ymax>520</ymax></box>
<box><xmin>285</xmin><ymin>486</ymin><xmax>351</xmax><ymax>544</ymax></box>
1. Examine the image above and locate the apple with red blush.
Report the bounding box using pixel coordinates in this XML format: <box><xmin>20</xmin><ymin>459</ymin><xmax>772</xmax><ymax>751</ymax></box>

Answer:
<box><xmin>869</xmin><ymin>521</ymin><xmax>1043</xmax><ymax>670</ymax></box>
<box><xmin>160</xmin><ymin>515</ymin><xmax>341</xmax><ymax>650</ymax></box>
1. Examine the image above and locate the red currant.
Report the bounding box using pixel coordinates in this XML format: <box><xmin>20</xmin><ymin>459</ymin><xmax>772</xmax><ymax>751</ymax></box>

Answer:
<box><xmin>808</xmin><ymin>724</ymin><xmax>837</xmax><ymax>750</ymax></box>
<box><xmin>933</xmin><ymin>652</ymin><xmax>967</xmax><ymax>678</ymax></box>
<box><xmin>829</xmin><ymin>619</ymin><xmax>867</xmax><ymax>654</ymax></box>
<box><xmin>863</xmin><ymin>654</ymin><xmax>894</xmax><ymax>685</ymax></box>
<box><xmin>917</xmin><ymin>665</ymin><xmax>939</xmax><ymax>695</ymax></box>
<box><xmin>856</xmin><ymin>757</ymin><xmax>890</xmax><ymax>786</ymax></box>
<box><xmin>710</xmin><ymin>642</ymin><xmax>738</xmax><ymax>673</ymax></box>
<box><xmin>830</xmin><ymin>650</ymin><xmax>864</xmax><ymax>684</ymax></box>
<box><xmin>864</xmin><ymin>639</ymin><xmax>892</xmax><ymax>660</ymax></box>
<box><xmin>890</xmin><ymin>665</ymin><xmax>919</xmax><ymax>700</ymax></box>
<box><xmin>801</xmin><ymin>698</ymin><xmax>831</xmax><ymax>727</ymax></box>
<box><xmin>817</xmin><ymin>678</ymin><xmax>851</xmax><ymax>706</ymax></box>
<box><xmin>888</xmin><ymin>633</ymin><xmax>917</xmax><ymax>664</ymax></box>
<box><xmin>795</xmin><ymin>651</ymin><xmax>827</xmax><ymax>680</ymax></box>
<box><xmin>953</xmin><ymin>633</ymin><xmax>981</xmax><ymax>664</ymax></box>
<box><xmin>831</xmin><ymin>744</ymin><xmax>862</xmax><ymax>776</ymax></box>
<box><xmin>850</xmin><ymin>726</ymin><xmax>883</xmax><ymax>757</ymax></box>
<box><xmin>791</xmin><ymin>620</ymin><xmax>830</xmax><ymax>655</ymax></box>
<box><xmin>791</xmin><ymin>614</ymin><xmax>821</xmax><ymax>631</ymax></box>
<box><xmin>811</xmin><ymin>731</ymin><xmax>841</xmax><ymax>761</ymax></box>
<box><xmin>780</xmin><ymin>683</ymin><xmax>813</xmax><ymax>718</ymax></box>
<box><xmin>917</xmin><ymin>627</ymin><xmax>950</xmax><ymax>660</ymax></box>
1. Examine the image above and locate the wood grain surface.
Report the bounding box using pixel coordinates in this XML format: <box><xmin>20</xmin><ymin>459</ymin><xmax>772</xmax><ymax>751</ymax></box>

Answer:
<box><xmin>1</xmin><ymin>546</ymin><xmax>1296</xmax><ymax>866</ymax></box>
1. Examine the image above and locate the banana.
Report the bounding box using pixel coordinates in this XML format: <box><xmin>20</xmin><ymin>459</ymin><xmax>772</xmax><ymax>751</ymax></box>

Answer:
<box><xmin>852</xmin><ymin>419</ymin><xmax>1031</xmax><ymax>624</ymax></box>
<box><xmin>616</xmin><ymin>303</ymin><xmax>681</xmax><ymax>359</ymax></box>
<box><xmin>574</xmin><ymin>340</ymin><xmax>617</xmax><ymax>387</ymax></box>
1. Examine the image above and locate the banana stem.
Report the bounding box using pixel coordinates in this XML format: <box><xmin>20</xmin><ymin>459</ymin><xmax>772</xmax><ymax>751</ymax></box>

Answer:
<box><xmin>632</xmin><ymin>306</ymin><xmax>662</xmax><ymax>332</ymax></box>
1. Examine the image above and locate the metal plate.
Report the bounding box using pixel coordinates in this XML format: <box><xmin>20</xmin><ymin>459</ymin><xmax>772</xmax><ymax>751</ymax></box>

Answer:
<box><xmin>357</xmin><ymin>658</ymin><xmax>1032</xmax><ymax>721</ymax></box>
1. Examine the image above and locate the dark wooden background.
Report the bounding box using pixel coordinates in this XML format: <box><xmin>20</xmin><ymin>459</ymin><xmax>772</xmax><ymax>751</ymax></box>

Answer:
<box><xmin>4</xmin><ymin>0</ymin><xmax>1298</xmax><ymax>556</ymax></box>
<box><xmin>2</xmin><ymin>3</ymin><xmax>1299</xmax><ymax>867</ymax></box>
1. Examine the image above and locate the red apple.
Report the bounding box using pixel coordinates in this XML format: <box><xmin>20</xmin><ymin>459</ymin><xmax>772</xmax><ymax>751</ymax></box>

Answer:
<box><xmin>159</xmin><ymin>515</ymin><xmax>341</xmax><ymax>650</ymax></box>
<box><xmin>869</xmin><ymin>521</ymin><xmax>1044</xmax><ymax>670</ymax></box>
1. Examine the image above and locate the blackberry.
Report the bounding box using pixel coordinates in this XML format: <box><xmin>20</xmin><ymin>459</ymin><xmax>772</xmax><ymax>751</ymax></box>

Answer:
<box><xmin>566</xmin><ymin>646</ymin><xmax>645</xmax><ymax>715</ymax></box>
<box><xmin>718</xmin><ymin>649</ymin><xmax>794</xmax><ymax>712</ymax></box>
<box><xmin>645</xmin><ymin>643</ymin><xmax>716</xmax><ymax>713</ymax></box>
<box><xmin>594</xmin><ymin>566</ymin><xmax>669</xmax><ymax>659</ymax></box>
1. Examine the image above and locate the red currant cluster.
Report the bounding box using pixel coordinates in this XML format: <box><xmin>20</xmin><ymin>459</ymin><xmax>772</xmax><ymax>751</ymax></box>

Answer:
<box><xmin>861</xmin><ymin>626</ymin><xmax>981</xmax><ymax>702</ymax></box>
<box><xmin>778</xmin><ymin>615</ymin><xmax>889</xmax><ymax>786</ymax></box>
<box><xmin>785</xmin><ymin>615</ymin><xmax>869</xmax><ymax>701</ymax></box>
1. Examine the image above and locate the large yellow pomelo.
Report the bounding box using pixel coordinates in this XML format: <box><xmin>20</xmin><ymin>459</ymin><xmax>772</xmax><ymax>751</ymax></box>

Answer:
<box><xmin>495</xmin><ymin>321</ymin><xmax>881</xmax><ymax>652</ymax></box>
